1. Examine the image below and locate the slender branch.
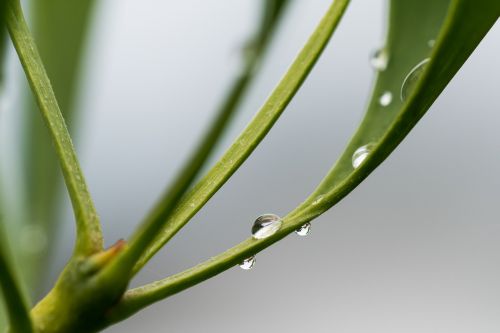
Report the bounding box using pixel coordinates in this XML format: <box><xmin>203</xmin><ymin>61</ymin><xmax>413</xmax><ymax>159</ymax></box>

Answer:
<box><xmin>104</xmin><ymin>0</ymin><xmax>498</xmax><ymax>324</ymax></box>
<box><xmin>95</xmin><ymin>1</ymin><xmax>292</xmax><ymax>282</ymax></box>
<box><xmin>5</xmin><ymin>0</ymin><xmax>102</xmax><ymax>256</ymax></box>
<box><xmin>0</xmin><ymin>229</ymin><xmax>33</xmax><ymax>333</ymax></box>
<box><xmin>130</xmin><ymin>0</ymin><xmax>350</xmax><ymax>274</ymax></box>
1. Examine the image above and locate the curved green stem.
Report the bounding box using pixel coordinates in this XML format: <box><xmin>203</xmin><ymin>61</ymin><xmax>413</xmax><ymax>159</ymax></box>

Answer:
<box><xmin>130</xmin><ymin>0</ymin><xmax>350</xmax><ymax>274</ymax></box>
<box><xmin>101</xmin><ymin>0</ymin><xmax>292</xmax><ymax>280</ymax></box>
<box><xmin>104</xmin><ymin>0</ymin><xmax>498</xmax><ymax>323</ymax></box>
<box><xmin>5</xmin><ymin>0</ymin><xmax>102</xmax><ymax>256</ymax></box>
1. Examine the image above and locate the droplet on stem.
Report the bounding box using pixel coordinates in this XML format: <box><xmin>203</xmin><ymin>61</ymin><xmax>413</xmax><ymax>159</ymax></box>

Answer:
<box><xmin>295</xmin><ymin>223</ymin><xmax>311</xmax><ymax>237</ymax></box>
<box><xmin>352</xmin><ymin>144</ymin><xmax>375</xmax><ymax>169</ymax></box>
<box><xmin>378</xmin><ymin>91</ymin><xmax>393</xmax><ymax>107</ymax></box>
<box><xmin>400</xmin><ymin>58</ymin><xmax>430</xmax><ymax>102</ymax></box>
<box><xmin>239</xmin><ymin>256</ymin><xmax>256</xmax><ymax>270</ymax></box>
<box><xmin>370</xmin><ymin>48</ymin><xmax>389</xmax><ymax>71</ymax></box>
<box><xmin>252</xmin><ymin>214</ymin><xmax>282</xmax><ymax>240</ymax></box>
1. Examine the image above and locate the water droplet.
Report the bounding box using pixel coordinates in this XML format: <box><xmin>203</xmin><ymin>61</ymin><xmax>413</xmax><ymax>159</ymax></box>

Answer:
<box><xmin>352</xmin><ymin>144</ymin><xmax>375</xmax><ymax>169</ymax></box>
<box><xmin>400</xmin><ymin>58</ymin><xmax>430</xmax><ymax>102</ymax></box>
<box><xmin>252</xmin><ymin>214</ymin><xmax>282</xmax><ymax>240</ymax></box>
<box><xmin>239</xmin><ymin>256</ymin><xmax>255</xmax><ymax>270</ymax></box>
<box><xmin>296</xmin><ymin>223</ymin><xmax>311</xmax><ymax>237</ymax></box>
<box><xmin>370</xmin><ymin>48</ymin><xmax>389</xmax><ymax>71</ymax></box>
<box><xmin>427</xmin><ymin>39</ymin><xmax>435</xmax><ymax>48</ymax></box>
<box><xmin>19</xmin><ymin>224</ymin><xmax>47</xmax><ymax>255</ymax></box>
<box><xmin>378</xmin><ymin>91</ymin><xmax>393</xmax><ymax>107</ymax></box>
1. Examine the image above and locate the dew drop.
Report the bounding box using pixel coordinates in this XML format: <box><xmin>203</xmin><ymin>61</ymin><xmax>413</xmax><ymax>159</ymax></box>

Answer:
<box><xmin>378</xmin><ymin>91</ymin><xmax>393</xmax><ymax>107</ymax></box>
<box><xmin>252</xmin><ymin>214</ymin><xmax>282</xmax><ymax>240</ymax></box>
<box><xmin>239</xmin><ymin>256</ymin><xmax>256</xmax><ymax>270</ymax></box>
<box><xmin>19</xmin><ymin>224</ymin><xmax>47</xmax><ymax>255</ymax></box>
<box><xmin>427</xmin><ymin>39</ymin><xmax>435</xmax><ymax>48</ymax></box>
<box><xmin>352</xmin><ymin>144</ymin><xmax>375</xmax><ymax>169</ymax></box>
<box><xmin>400</xmin><ymin>58</ymin><xmax>430</xmax><ymax>102</ymax></box>
<box><xmin>295</xmin><ymin>223</ymin><xmax>311</xmax><ymax>237</ymax></box>
<box><xmin>369</xmin><ymin>48</ymin><xmax>389</xmax><ymax>71</ymax></box>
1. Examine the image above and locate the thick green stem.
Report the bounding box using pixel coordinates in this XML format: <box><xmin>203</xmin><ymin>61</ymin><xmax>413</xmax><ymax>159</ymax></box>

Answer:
<box><xmin>5</xmin><ymin>0</ymin><xmax>102</xmax><ymax>256</ymax></box>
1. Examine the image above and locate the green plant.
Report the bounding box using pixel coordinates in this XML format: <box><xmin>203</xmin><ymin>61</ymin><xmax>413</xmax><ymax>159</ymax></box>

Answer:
<box><xmin>0</xmin><ymin>0</ymin><xmax>498</xmax><ymax>331</ymax></box>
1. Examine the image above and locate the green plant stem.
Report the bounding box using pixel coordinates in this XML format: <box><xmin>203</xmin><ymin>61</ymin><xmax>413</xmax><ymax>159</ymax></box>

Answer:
<box><xmin>95</xmin><ymin>1</ymin><xmax>291</xmax><ymax>283</ymax></box>
<box><xmin>5</xmin><ymin>0</ymin><xmax>103</xmax><ymax>256</ymax></box>
<box><xmin>130</xmin><ymin>0</ymin><xmax>350</xmax><ymax>274</ymax></box>
<box><xmin>104</xmin><ymin>0</ymin><xmax>498</xmax><ymax>323</ymax></box>
<box><xmin>0</xmin><ymin>230</ymin><xmax>33</xmax><ymax>333</ymax></box>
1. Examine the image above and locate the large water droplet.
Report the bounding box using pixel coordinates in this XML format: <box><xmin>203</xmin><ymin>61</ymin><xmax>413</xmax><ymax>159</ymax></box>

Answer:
<box><xmin>400</xmin><ymin>58</ymin><xmax>430</xmax><ymax>102</ymax></box>
<box><xmin>19</xmin><ymin>224</ymin><xmax>47</xmax><ymax>255</ymax></box>
<box><xmin>239</xmin><ymin>256</ymin><xmax>256</xmax><ymax>270</ymax></box>
<box><xmin>378</xmin><ymin>91</ymin><xmax>393</xmax><ymax>107</ymax></box>
<box><xmin>352</xmin><ymin>144</ymin><xmax>375</xmax><ymax>169</ymax></box>
<box><xmin>427</xmin><ymin>39</ymin><xmax>435</xmax><ymax>48</ymax></box>
<box><xmin>296</xmin><ymin>223</ymin><xmax>311</xmax><ymax>237</ymax></box>
<box><xmin>252</xmin><ymin>214</ymin><xmax>282</xmax><ymax>239</ymax></box>
<box><xmin>370</xmin><ymin>48</ymin><xmax>389</xmax><ymax>71</ymax></box>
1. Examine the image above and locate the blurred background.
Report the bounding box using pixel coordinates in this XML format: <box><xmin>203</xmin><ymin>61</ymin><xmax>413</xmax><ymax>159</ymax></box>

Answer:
<box><xmin>1</xmin><ymin>1</ymin><xmax>500</xmax><ymax>332</ymax></box>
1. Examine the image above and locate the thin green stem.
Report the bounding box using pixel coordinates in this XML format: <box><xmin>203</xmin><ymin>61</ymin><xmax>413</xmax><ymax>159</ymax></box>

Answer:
<box><xmin>130</xmin><ymin>0</ymin><xmax>350</xmax><ymax>274</ymax></box>
<box><xmin>104</xmin><ymin>0</ymin><xmax>497</xmax><ymax>323</ymax></box>
<box><xmin>0</xmin><ymin>230</ymin><xmax>33</xmax><ymax>333</ymax></box>
<box><xmin>5</xmin><ymin>0</ymin><xmax>102</xmax><ymax>256</ymax></box>
<box><xmin>96</xmin><ymin>1</ymin><xmax>292</xmax><ymax>282</ymax></box>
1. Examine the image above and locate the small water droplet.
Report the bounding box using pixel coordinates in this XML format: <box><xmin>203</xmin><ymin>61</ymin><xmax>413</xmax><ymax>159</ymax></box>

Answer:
<box><xmin>19</xmin><ymin>224</ymin><xmax>47</xmax><ymax>255</ymax></box>
<box><xmin>252</xmin><ymin>214</ymin><xmax>282</xmax><ymax>239</ymax></box>
<box><xmin>239</xmin><ymin>256</ymin><xmax>255</xmax><ymax>270</ymax></box>
<box><xmin>400</xmin><ymin>58</ymin><xmax>430</xmax><ymax>102</ymax></box>
<box><xmin>378</xmin><ymin>91</ymin><xmax>393</xmax><ymax>107</ymax></box>
<box><xmin>427</xmin><ymin>39</ymin><xmax>435</xmax><ymax>48</ymax></box>
<box><xmin>296</xmin><ymin>223</ymin><xmax>311</xmax><ymax>237</ymax></box>
<box><xmin>352</xmin><ymin>144</ymin><xmax>375</xmax><ymax>169</ymax></box>
<box><xmin>370</xmin><ymin>48</ymin><xmax>389</xmax><ymax>71</ymax></box>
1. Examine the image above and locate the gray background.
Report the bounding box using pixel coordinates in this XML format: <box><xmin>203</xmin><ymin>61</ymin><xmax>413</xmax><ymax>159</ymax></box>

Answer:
<box><xmin>16</xmin><ymin>0</ymin><xmax>500</xmax><ymax>332</ymax></box>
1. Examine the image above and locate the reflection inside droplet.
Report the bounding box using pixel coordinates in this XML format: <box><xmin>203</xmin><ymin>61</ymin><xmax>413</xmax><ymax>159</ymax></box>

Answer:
<box><xmin>252</xmin><ymin>214</ymin><xmax>282</xmax><ymax>240</ymax></box>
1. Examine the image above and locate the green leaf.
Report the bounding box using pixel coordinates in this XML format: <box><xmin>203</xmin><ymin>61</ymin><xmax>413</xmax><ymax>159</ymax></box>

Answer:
<box><xmin>108</xmin><ymin>0</ymin><xmax>499</xmax><ymax>321</ymax></box>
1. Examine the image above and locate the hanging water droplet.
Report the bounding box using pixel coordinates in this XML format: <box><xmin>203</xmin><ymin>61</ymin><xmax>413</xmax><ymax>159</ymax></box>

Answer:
<box><xmin>378</xmin><ymin>91</ymin><xmax>393</xmax><ymax>107</ymax></box>
<box><xmin>295</xmin><ymin>223</ymin><xmax>311</xmax><ymax>237</ymax></box>
<box><xmin>19</xmin><ymin>224</ymin><xmax>47</xmax><ymax>255</ymax></box>
<box><xmin>252</xmin><ymin>214</ymin><xmax>282</xmax><ymax>240</ymax></box>
<box><xmin>400</xmin><ymin>58</ymin><xmax>430</xmax><ymax>102</ymax></box>
<box><xmin>369</xmin><ymin>48</ymin><xmax>389</xmax><ymax>71</ymax></box>
<box><xmin>239</xmin><ymin>256</ymin><xmax>256</xmax><ymax>270</ymax></box>
<box><xmin>352</xmin><ymin>144</ymin><xmax>375</xmax><ymax>169</ymax></box>
<box><xmin>427</xmin><ymin>39</ymin><xmax>435</xmax><ymax>48</ymax></box>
